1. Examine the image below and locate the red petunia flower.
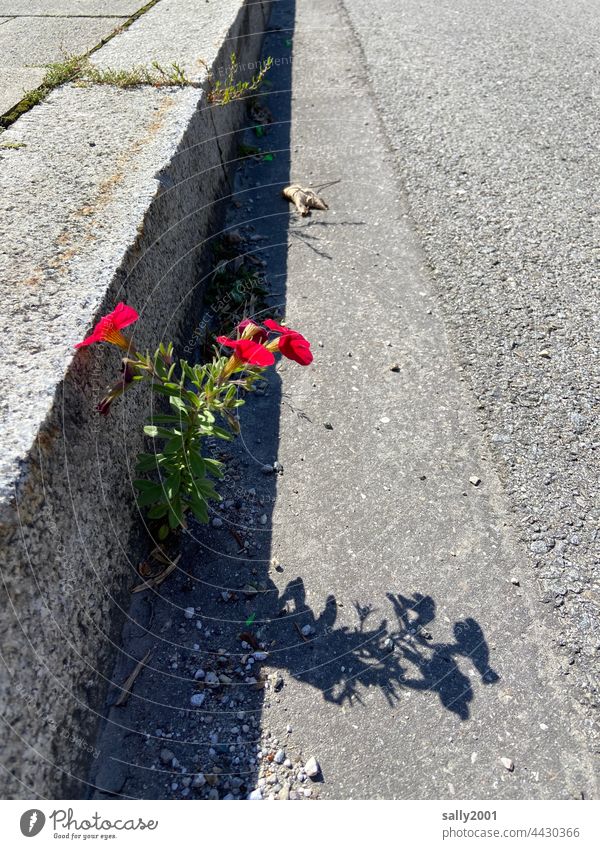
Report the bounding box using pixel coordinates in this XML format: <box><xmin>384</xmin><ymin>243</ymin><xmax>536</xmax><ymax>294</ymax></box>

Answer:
<box><xmin>76</xmin><ymin>302</ymin><xmax>139</xmax><ymax>350</ymax></box>
<box><xmin>263</xmin><ymin>319</ymin><xmax>313</xmax><ymax>366</ymax></box>
<box><xmin>237</xmin><ymin>318</ymin><xmax>268</xmax><ymax>343</ymax></box>
<box><xmin>216</xmin><ymin>336</ymin><xmax>275</xmax><ymax>367</ymax></box>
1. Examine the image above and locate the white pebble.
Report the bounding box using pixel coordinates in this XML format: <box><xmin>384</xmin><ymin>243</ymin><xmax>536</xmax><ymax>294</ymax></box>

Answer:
<box><xmin>184</xmin><ymin>607</ymin><xmax>195</xmax><ymax>619</ymax></box>
<box><xmin>304</xmin><ymin>756</ymin><xmax>320</xmax><ymax>778</ymax></box>
<box><xmin>190</xmin><ymin>692</ymin><xmax>205</xmax><ymax>707</ymax></box>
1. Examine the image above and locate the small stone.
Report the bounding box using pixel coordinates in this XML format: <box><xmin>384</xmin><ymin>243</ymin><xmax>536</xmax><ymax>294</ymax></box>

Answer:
<box><xmin>277</xmin><ymin>785</ymin><xmax>290</xmax><ymax>800</ymax></box>
<box><xmin>510</xmin><ymin>576</ymin><xmax>520</xmax><ymax>586</ymax></box>
<box><xmin>259</xmin><ymin>514</ymin><xmax>267</xmax><ymax>525</ymax></box>
<box><xmin>304</xmin><ymin>756</ymin><xmax>320</xmax><ymax>778</ymax></box>
<box><xmin>212</xmin><ymin>517</ymin><xmax>223</xmax><ymax>528</ymax></box>
<box><xmin>274</xmin><ymin>749</ymin><xmax>285</xmax><ymax>764</ymax></box>
<box><xmin>469</xmin><ymin>476</ymin><xmax>481</xmax><ymax>487</ymax></box>
<box><xmin>261</xmin><ymin>464</ymin><xmax>274</xmax><ymax>474</ymax></box>
<box><xmin>301</xmin><ymin>624</ymin><xmax>313</xmax><ymax>637</ymax></box>
<box><xmin>160</xmin><ymin>748</ymin><xmax>175</xmax><ymax>765</ymax></box>
<box><xmin>286</xmin><ymin>724</ymin><xmax>292</xmax><ymax>734</ymax></box>
<box><xmin>194</xmin><ymin>669</ymin><xmax>205</xmax><ymax>680</ymax></box>
<box><xmin>253</xmin><ymin>651</ymin><xmax>268</xmax><ymax>661</ymax></box>
<box><xmin>190</xmin><ymin>692</ymin><xmax>205</xmax><ymax>708</ymax></box>
<box><xmin>324</xmin><ymin>421</ymin><xmax>334</xmax><ymax>430</ymax></box>
<box><xmin>184</xmin><ymin>607</ymin><xmax>195</xmax><ymax>619</ymax></box>
<box><xmin>196</xmin><ymin>620</ymin><xmax>203</xmax><ymax>630</ymax></box>
<box><xmin>500</xmin><ymin>757</ymin><xmax>514</xmax><ymax>772</ymax></box>
<box><xmin>284</xmin><ymin>758</ymin><xmax>292</xmax><ymax>768</ymax></box>
<box><xmin>192</xmin><ymin>773</ymin><xmax>206</xmax><ymax>788</ymax></box>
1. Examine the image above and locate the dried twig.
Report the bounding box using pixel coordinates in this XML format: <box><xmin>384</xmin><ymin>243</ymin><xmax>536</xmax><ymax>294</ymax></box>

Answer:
<box><xmin>114</xmin><ymin>649</ymin><xmax>152</xmax><ymax>706</ymax></box>
<box><xmin>283</xmin><ymin>184</ymin><xmax>329</xmax><ymax>216</ymax></box>
<box><xmin>131</xmin><ymin>554</ymin><xmax>181</xmax><ymax>593</ymax></box>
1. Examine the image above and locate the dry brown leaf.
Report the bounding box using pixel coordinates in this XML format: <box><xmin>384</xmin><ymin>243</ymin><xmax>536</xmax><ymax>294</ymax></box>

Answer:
<box><xmin>283</xmin><ymin>184</ymin><xmax>329</xmax><ymax>216</ymax></box>
<box><xmin>114</xmin><ymin>649</ymin><xmax>152</xmax><ymax>707</ymax></box>
<box><xmin>131</xmin><ymin>554</ymin><xmax>181</xmax><ymax>594</ymax></box>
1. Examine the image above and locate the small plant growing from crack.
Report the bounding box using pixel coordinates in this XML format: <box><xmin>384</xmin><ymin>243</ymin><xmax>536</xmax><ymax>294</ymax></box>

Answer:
<box><xmin>205</xmin><ymin>53</ymin><xmax>273</xmax><ymax>105</ymax></box>
<box><xmin>76</xmin><ymin>305</ymin><xmax>312</xmax><ymax>541</ymax></box>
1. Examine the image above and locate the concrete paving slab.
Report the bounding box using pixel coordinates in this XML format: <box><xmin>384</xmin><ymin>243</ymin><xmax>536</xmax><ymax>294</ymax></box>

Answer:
<box><xmin>0</xmin><ymin>2</ymin><xmax>142</xmax><ymax>14</ymax></box>
<box><xmin>0</xmin><ymin>15</ymin><xmax>122</xmax><ymax>66</ymax></box>
<box><xmin>91</xmin><ymin>0</ymin><xmax>251</xmax><ymax>82</ymax></box>
<box><xmin>0</xmin><ymin>65</ymin><xmax>44</xmax><ymax>113</ymax></box>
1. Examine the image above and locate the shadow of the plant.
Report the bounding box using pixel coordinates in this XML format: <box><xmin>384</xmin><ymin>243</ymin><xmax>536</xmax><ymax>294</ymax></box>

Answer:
<box><xmin>262</xmin><ymin>583</ymin><xmax>499</xmax><ymax>720</ymax></box>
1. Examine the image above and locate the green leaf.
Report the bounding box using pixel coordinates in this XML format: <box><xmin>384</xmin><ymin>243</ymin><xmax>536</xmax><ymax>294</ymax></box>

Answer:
<box><xmin>136</xmin><ymin>453</ymin><xmax>162</xmax><ymax>472</ymax></box>
<box><xmin>164</xmin><ymin>435</ymin><xmax>183</xmax><ymax>455</ymax></box>
<box><xmin>212</xmin><ymin>425</ymin><xmax>233</xmax><ymax>441</ymax></box>
<box><xmin>169</xmin><ymin>395</ymin><xmax>188</xmax><ymax>414</ymax></box>
<box><xmin>188</xmin><ymin>451</ymin><xmax>206</xmax><ymax>480</ymax></box>
<box><xmin>204</xmin><ymin>458</ymin><xmax>224</xmax><ymax>479</ymax></box>
<box><xmin>158</xmin><ymin>524</ymin><xmax>169</xmax><ymax>540</ymax></box>
<box><xmin>189</xmin><ymin>497</ymin><xmax>209</xmax><ymax>524</ymax></box>
<box><xmin>137</xmin><ymin>487</ymin><xmax>165</xmax><ymax>506</ymax></box>
<box><xmin>164</xmin><ymin>470</ymin><xmax>181</xmax><ymax>500</ymax></box>
<box><xmin>148</xmin><ymin>414</ymin><xmax>184</xmax><ymax>424</ymax></box>
<box><xmin>145</xmin><ymin>425</ymin><xmax>181</xmax><ymax>439</ymax></box>
<box><xmin>148</xmin><ymin>503</ymin><xmax>169</xmax><ymax>519</ymax></box>
<box><xmin>133</xmin><ymin>479</ymin><xmax>160</xmax><ymax>492</ymax></box>
<box><xmin>167</xmin><ymin>496</ymin><xmax>184</xmax><ymax>529</ymax></box>
<box><xmin>193</xmin><ymin>479</ymin><xmax>221</xmax><ymax>502</ymax></box>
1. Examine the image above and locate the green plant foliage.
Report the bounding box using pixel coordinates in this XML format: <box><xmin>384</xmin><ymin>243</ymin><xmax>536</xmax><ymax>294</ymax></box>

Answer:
<box><xmin>208</xmin><ymin>53</ymin><xmax>273</xmax><ymax>105</ymax></box>
<box><xmin>126</xmin><ymin>342</ymin><xmax>265</xmax><ymax>539</ymax></box>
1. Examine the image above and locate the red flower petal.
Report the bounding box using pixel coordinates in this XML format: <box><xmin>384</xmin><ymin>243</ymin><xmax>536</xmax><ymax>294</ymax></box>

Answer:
<box><xmin>217</xmin><ymin>336</ymin><xmax>275</xmax><ymax>367</ymax></box>
<box><xmin>75</xmin><ymin>302</ymin><xmax>139</xmax><ymax>348</ymax></box>
<box><xmin>109</xmin><ymin>302</ymin><xmax>139</xmax><ymax>330</ymax></box>
<box><xmin>263</xmin><ymin>318</ymin><xmax>288</xmax><ymax>334</ymax></box>
<box><xmin>216</xmin><ymin>335</ymin><xmax>238</xmax><ymax>348</ymax></box>
<box><xmin>279</xmin><ymin>333</ymin><xmax>313</xmax><ymax>365</ymax></box>
<box><xmin>236</xmin><ymin>339</ymin><xmax>275</xmax><ymax>366</ymax></box>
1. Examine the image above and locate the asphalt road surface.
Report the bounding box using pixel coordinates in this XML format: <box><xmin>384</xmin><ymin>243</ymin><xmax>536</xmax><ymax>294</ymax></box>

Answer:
<box><xmin>342</xmin><ymin>0</ymin><xmax>600</xmax><ymax>767</ymax></box>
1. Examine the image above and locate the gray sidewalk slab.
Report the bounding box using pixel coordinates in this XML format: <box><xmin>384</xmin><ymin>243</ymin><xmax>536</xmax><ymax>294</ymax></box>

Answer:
<box><xmin>0</xmin><ymin>1</ymin><xmax>142</xmax><ymax>14</ymax></box>
<box><xmin>91</xmin><ymin>0</ymin><xmax>250</xmax><ymax>82</ymax></box>
<box><xmin>0</xmin><ymin>65</ymin><xmax>44</xmax><ymax>113</ymax></box>
<box><xmin>0</xmin><ymin>15</ymin><xmax>122</xmax><ymax>65</ymax></box>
